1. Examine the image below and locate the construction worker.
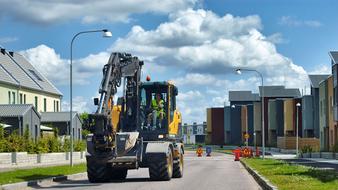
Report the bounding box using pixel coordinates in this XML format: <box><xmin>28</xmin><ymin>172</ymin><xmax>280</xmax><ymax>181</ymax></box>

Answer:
<box><xmin>148</xmin><ymin>93</ymin><xmax>164</xmax><ymax>129</ymax></box>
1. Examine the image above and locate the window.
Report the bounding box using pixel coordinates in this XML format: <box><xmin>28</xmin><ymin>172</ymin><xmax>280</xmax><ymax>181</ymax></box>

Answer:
<box><xmin>43</xmin><ymin>98</ymin><xmax>47</xmax><ymax>112</ymax></box>
<box><xmin>78</xmin><ymin>129</ymin><xmax>81</xmax><ymax>140</ymax></box>
<box><xmin>8</xmin><ymin>91</ymin><xmax>10</xmax><ymax>104</ymax></box>
<box><xmin>34</xmin><ymin>96</ymin><xmax>38</xmax><ymax>110</ymax></box>
<box><xmin>23</xmin><ymin>94</ymin><xmax>26</xmax><ymax>104</ymax></box>
<box><xmin>28</xmin><ymin>69</ymin><xmax>43</xmax><ymax>81</ymax></box>
<box><xmin>19</xmin><ymin>93</ymin><xmax>23</xmax><ymax>104</ymax></box>
<box><xmin>53</xmin><ymin>100</ymin><xmax>56</xmax><ymax>112</ymax></box>
<box><xmin>56</xmin><ymin>101</ymin><xmax>59</xmax><ymax>112</ymax></box>
<box><xmin>12</xmin><ymin>92</ymin><xmax>15</xmax><ymax>104</ymax></box>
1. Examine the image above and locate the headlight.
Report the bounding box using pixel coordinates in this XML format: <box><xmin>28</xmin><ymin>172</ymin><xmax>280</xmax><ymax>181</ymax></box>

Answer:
<box><xmin>158</xmin><ymin>134</ymin><xmax>164</xmax><ymax>139</ymax></box>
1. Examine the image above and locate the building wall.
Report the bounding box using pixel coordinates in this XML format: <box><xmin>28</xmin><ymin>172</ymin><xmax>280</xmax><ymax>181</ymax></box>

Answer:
<box><xmin>224</xmin><ymin>106</ymin><xmax>231</xmax><ymax>144</ymax></box>
<box><xmin>211</xmin><ymin>108</ymin><xmax>224</xmax><ymax>145</ymax></box>
<box><xmin>247</xmin><ymin>104</ymin><xmax>254</xmax><ymax>146</ymax></box>
<box><xmin>268</xmin><ymin>100</ymin><xmax>277</xmax><ymax>146</ymax></box>
<box><xmin>312</xmin><ymin>88</ymin><xmax>320</xmax><ymax>138</ymax></box>
<box><xmin>327</xmin><ymin>76</ymin><xmax>336</xmax><ymax>150</ymax></box>
<box><xmin>241</xmin><ymin>105</ymin><xmax>247</xmax><ymax>143</ymax></box>
<box><xmin>275</xmin><ymin>99</ymin><xmax>284</xmax><ymax>137</ymax></box>
<box><xmin>0</xmin><ymin>82</ymin><xmax>61</xmax><ymax>112</ymax></box>
<box><xmin>230</xmin><ymin>106</ymin><xmax>242</xmax><ymax>145</ymax></box>
<box><xmin>253</xmin><ymin>102</ymin><xmax>262</xmax><ymax>146</ymax></box>
<box><xmin>23</xmin><ymin>109</ymin><xmax>41</xmax><ymax>139</ymax></box>
<box><xmin>319</xmin><ymin>80</ymin><xmax>329</xmax><ymax>151</ymax></box>
<box><xmin>284</xmin><ymin>99</ymin><xmax>294</xmax><ymax>136</ymax></box>
<box><xmin>302</xmin><ymin>95</ymin><xmax>314</xmax><ymax>137</ymax></box>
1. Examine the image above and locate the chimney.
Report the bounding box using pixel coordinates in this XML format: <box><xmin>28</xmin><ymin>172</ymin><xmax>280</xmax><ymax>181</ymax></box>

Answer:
<box><xmin>0</xmin><ymin>48</ymin><xmax>5</xmax><ymax>55</ymax></box>
<box><xmin>8</xmin><ymin>51</ymin><xmax>14</xmax><ymax>57</ymax></box>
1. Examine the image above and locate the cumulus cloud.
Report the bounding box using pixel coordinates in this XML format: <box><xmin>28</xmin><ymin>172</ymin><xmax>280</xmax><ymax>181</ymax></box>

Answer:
<box><xmin>20</xmin><ymin>44</ymin><xmax>110</xmax><ymax>85</ymax></box>
<box><xmin>62</xmin><ymin>96</ymin><xmax>95</xmax><ymax>113</ymax></box>
<box><xmin>20</xmin><ymin>9</ymin><xmax>312</xmax><ymax>123</ymax></box>
<box><xmin>110</xmin><ymin>9</ymin><xmax>309</xmax><ymax>122</ymax></box>
<box><xmin>0</xmin><ymin>37</ymin><xmax>18</xmax><ymax>44</ymax></box>
<box><xmin>0</xmin><ymin>0</ymin><xmax>198</xmax><ymax>24</ymax></box>
<box><xmin>279</xmin><ymin>16</ymin><xmax>322</xmax><ymax>28</ymax></box>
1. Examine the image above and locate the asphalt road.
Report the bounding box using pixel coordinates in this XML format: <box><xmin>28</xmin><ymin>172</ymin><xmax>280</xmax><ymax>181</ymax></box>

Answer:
<box><xmin>29</xmin><ymin>152</ymin><xmax>261</xmax><ymax>190</ymax></box>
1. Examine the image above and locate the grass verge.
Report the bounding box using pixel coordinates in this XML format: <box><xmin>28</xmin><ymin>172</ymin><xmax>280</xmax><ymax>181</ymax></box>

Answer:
<box><xmin>0</xmin><ymin>163</ymin><xmax>86</xmax><ymax>185</ymax></box>
<box><xmin>242</xmin><ymin>158</ymin><xmax>338</xmax><ymax>190</ymax></box>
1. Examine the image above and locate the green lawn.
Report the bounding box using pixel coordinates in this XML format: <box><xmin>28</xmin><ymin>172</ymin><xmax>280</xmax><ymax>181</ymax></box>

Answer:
<box><xmin>0</xmin><ymin>164</ymin><xmax>86</xmax><ymax>185</ymax></box>
<box><xmin>242</xmin><ymin>158</ymin><xmax>338</xmax><ymax>190</ymax></box>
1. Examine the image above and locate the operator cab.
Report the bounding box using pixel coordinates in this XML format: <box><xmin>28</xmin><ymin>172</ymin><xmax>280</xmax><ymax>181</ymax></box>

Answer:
<box><xmin>139</xmin><ymin>81</ymin><xmax>178</xmax><ymax>140</ymax></box>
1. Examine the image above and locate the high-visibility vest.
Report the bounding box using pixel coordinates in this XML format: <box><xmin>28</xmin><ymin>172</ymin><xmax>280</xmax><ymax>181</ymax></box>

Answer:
<box><xmin>152</xmin><ymin>99</ymin><xmax>164</xmax><ymax>112</ymax></box>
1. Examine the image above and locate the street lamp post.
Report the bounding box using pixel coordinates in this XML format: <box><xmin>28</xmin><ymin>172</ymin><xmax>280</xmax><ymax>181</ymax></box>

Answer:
<box><xmin>296</xmin><ymin>102</ymin><xmax>301</xmax><ymax>158</ymax></box>
<box><xmin>235</xmin><ymin>68</ymin><xmax>265</xmax><ymax>158</ymax></box>
<box><xmin>69</xmin><ymin>29</ymin><xmax>112</xmax><ymax>166</ymax></box>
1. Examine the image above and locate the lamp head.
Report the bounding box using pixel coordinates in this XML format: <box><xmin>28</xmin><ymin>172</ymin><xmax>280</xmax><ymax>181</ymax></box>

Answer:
<box><xmin>231</xmin><ymin>105</ymin><xmax>236</xmax><ymax>108</ymax></box>
<box><xmin>102</xmin><ymin>29</ymin><xmax>112</xmax><ymax>37</ymax></box>
<box><xmin>296</xmin><ymin>103</ymin><xmax>301</xmax><ymax>107</ymax></box>
<box><xmin>235</xmin><ymin>69</ymin><xmax>241</xmax><ymax>75</ymax></box>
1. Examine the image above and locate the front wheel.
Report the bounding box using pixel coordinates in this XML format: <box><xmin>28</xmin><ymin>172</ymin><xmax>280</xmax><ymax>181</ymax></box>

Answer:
<box><xmin>173</xmin><ymin>151</ymin><xmax>183</xmax><ymax>178</ymax></box>
<box><xmin>148</xmin><ymin>147</ymin><xmax>173</xmax><ymax>181</ymax></box>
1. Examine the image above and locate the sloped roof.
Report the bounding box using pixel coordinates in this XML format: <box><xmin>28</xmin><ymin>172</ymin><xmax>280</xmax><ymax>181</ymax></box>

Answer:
<box><xmin>229</xmin><ymin>91</ymin><xmax>260</xmax><ymax>102</ymax></box>
<box><xmin>0</xmin><ymin>104</ymin><xmax>40</xmax><ymax>118</ymax></box>
<box><xmin>259</xmin><ymin>86</ymin><xmax>301</xmax><ymax>98</ymax></box>
<box><xmin>41</xmin><ymin>112</ymin><xmax>81</xmax><ymax>123</ymax></box>
<box><xmin>329</xmin><ymin>51</ymin><xmax>338</xmax><ymax>65</ymax></box>
<box><xmin>0</xmin><ymin>48</ymin><xmax>62</xmax><ymax>96</ymax></box>
<box><xmin>308</xmin><ymin>75</ymin><xmax>330</xmax><ymax>88</ymax></box>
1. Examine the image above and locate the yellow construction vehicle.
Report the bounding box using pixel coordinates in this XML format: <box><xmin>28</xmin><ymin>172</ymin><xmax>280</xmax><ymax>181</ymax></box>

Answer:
<box><xmin>86</xmin><ymin>52</ymin><xmax>183</xmax><ymax>182</ymax></box>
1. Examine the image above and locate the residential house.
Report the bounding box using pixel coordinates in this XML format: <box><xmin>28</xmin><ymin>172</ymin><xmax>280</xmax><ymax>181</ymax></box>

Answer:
<box><xmin>0</xmin><ymin>48</ymin><xmax>62</xmax><ymax>112</ymax></box>
<box><xmin>40</xmin><ymin>112</ymin><xmax>82</xmax><ymax>140</ymax></box>
<box><xmin>0</xmin><ymin>104</ymin><xmax>40</xmax><ymax>139</ymax></box>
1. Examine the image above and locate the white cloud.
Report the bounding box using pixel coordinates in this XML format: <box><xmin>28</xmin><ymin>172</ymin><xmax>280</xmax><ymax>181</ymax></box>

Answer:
<box><xmin>0</xmin><ymin>37</ymin><xmax>18</xmax><ymax>44</ymax></box>
<box><xmin>20</xmin><ymin>44</ymin><xmax>110</xmax><ymax>85</ymax></box>
<box><xmin>0</xmin><ymin>0</ymin><xmax>198</xmax><ymax>24</ymax></box>
<box><xmin>308</xmin><ymin>64</ymin><xmax>331</xmax><ymax>75</ymax></box>
<box><xmin>110</xmin><ymin>9</ymin><xmax>309</xmax><ymax>123</ymax></box>
<box><xmin>266</xmin><ymin>33</ymin><xmax>288</xmax><ymax>44</ymax></box>
<box><xmin>279</xmin><ymin>16</ymin><xmax>322</xmax><ymax>28</ymax></box>
<box><xmin>20</xmin><ymin>9</ymin><xmax>314</xmax><ymax>123</ymax></box>
<box><xmin>62</xmin><ymin>96</ymin><xmax>94</xmax><ymax>113</ymax></box>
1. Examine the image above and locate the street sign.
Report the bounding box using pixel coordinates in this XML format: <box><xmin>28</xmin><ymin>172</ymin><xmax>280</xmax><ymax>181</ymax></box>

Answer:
<box><xmin>244</xmin><ymin>133</ymin><xmax>250</xmax><ymax>139</ymax></box>
<box><xmin>206</xmin><ymin>146</ymin><xmax>212</xmax><ymax>156</ymax></box>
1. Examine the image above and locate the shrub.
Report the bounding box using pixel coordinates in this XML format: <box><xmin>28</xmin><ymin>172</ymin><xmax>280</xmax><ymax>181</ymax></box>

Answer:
<box><xmin>74</xmin><ymin>140</ymin><xmax>86</xmax><ymax>151</ymax></box>
<box><xmin>332</xmin><ymin>142</ymin><xmax>338</xmax><ymax>153</ymax></box>
<box><xmin>301</xmin><ymin>145</ymin><xmax>313</xmax><ymax>154</ymax></box>
<box><xmin>47</xmin><ymin>136</ymin><xmax>62</xmax><ymax>153</ymax></box>
<box><xmin>35</xmin><ymin>137</ymin><xmax>49</xmax><ymax>153</ymax></box>
<box><xmin>62</xmin><ymin>138</ymin><xmax>71</xmax><ymax>152</ymax></box>
<box><xmin>6</xmin><ymin>132</ymin><xmax>25</xmax><ymax>152</ymax></box>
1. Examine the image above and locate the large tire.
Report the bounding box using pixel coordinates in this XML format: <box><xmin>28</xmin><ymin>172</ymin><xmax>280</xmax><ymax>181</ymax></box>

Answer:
<box><xmin>87</xmin><ymin>162</ymin><xmax>110</xmax><ymax>183</ymax></box>
<box><xmin>173</xmin><ymin>152</ymin><xmax>183</xmax><ymax>178</ymax></box>
<box><xmin>109</xmin><ymin>168</ymin><xmax>128</xmax><ymax>181</ymax></box>
<box><xmin>149</xmin><ymin>148</ymin><xmax>173</xmax><ymax>181</ymax></box>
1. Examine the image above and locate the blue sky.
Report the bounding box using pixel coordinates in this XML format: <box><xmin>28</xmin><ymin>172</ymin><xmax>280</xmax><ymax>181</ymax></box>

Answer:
<box><xmin>0</xmin><ymin>0</ymin><xmax>337</xmax><ymax>123</ymax></box>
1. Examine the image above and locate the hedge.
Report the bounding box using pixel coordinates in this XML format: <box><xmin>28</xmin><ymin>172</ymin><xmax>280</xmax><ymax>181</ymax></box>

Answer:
<box><xmin>0</xmin><ymin>125</ymin><xmax>86</xmax><ymax>153</ymax></box>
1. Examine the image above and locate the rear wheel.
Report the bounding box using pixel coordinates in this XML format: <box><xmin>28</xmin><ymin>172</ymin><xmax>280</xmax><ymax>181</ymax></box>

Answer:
<box><xmin>149</xmin><ymin>147</ymin><xmax>173</xmax><ymax>181</ymax></box>
<box><xmin>109</xmin><ymin>168</ymin><xmax>128</xmax><ymax>181</ymax></box>
<box><xmin>173</xmin><ymin>151</ymin><xmax>183</xmax><ymax>178</ymax></box>
<box><xmin>87</xmin><ymin>161</ymin><xmax>110</xmax><ymax>183</ymax></box>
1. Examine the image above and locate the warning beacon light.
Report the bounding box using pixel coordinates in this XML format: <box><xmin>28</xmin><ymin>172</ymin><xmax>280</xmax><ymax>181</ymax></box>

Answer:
<box><xmin>146</xmin><ymin>75</ymin><xmax>151</xmax><ymax>81</ymax></box>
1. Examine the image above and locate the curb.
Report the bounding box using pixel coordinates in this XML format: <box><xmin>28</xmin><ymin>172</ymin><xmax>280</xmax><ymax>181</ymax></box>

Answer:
<box><xmin>240</xmin><ymin>160</ymin><xmax>278</xmax><ymax>190</ymax></box>
<box><xmin>0</xmin><ymin>172</ymin><xmax>87</xmax><ymax>190</ymax></box>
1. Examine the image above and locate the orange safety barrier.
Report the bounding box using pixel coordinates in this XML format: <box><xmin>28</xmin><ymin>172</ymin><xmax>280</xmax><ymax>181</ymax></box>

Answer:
<box><xmin>232</xmin><ymin>148</ymin><xmax>241</xmax><ymax>161</ymax></box>
<box><xmin>196</xmin><ymin>147</ymin><xmax>203</xmax><ymax>157</ymax></box>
